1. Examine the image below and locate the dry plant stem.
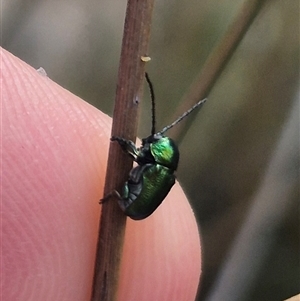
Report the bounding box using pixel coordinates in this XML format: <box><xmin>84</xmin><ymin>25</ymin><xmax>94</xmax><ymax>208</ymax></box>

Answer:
<box><xmin>91</xmin><ymin>0</ymin><xmax>155</xmax><ymax>300</ymax></box>
<box><xmin>169</xmin><ymin>0</ymin><xmax>266</xmax><ymax>141</ymax></box>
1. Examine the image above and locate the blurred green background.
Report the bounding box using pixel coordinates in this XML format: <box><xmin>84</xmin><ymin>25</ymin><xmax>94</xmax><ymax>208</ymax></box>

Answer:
<box><xmin>3</xmin><ymin>0</ymin><xmax>299</xmax><ymax>300</ymax></box>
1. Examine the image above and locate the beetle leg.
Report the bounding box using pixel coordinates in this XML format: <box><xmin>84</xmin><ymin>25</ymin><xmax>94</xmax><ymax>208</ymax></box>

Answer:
<box><xmin>128</xmin><ymin>163</ymin><xmax>152</xmax><ymax>183</ymax></box>
<box><xmin>118</xmin><ymin>164</ymin><xmax>152</xmax><ymax>211</ymax></box>
<box><xmin>100</xmin><ymin>164</ymin><xmax>151</xmax><ymax>204</ymax></box>
<box><xmin>111</xmin><ymin>136</ymin><xmax>139</xmax><ymax>161</ymax></box>
<box><xmin>99</xmin><ymin>189</ymin><xmax>121</xmax><ymax>204</ymax></box>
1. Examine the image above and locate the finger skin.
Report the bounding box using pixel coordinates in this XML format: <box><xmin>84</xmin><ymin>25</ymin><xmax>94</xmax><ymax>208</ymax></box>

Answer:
<box><xmin>2</xmin><ymin>48</ymin><xmax>201</xmax><ymax>301</ymax></box>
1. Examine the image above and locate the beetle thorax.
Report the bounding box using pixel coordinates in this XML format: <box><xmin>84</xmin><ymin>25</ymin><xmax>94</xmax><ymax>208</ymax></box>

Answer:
<box><xmin>149</xmin><ymin>136</ymin><xmax>179</xmax><ymax>170</ymax></box>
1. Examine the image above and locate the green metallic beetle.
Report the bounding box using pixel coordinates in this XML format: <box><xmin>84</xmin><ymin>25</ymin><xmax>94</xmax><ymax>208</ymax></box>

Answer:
<box><xmin>111</xmin><ymin>73</ymin><xmax>206</xmax><ymax>220</ymax></box>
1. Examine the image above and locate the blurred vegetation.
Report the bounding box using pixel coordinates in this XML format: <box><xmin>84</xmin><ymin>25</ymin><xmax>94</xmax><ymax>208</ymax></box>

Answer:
<box><xmin>3</xmin><ymin>0</ymin><xmax>299</xmax><ymax>300</ymax></box>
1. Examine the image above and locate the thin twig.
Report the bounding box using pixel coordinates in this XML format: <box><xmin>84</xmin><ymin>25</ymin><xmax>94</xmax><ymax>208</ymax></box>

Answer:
<box><xmin>168</xmin><ymin>0</ymin><xmax>266</xmax><ymax>141</ymax></box>
<box><xmin>91</xmin><ymin>1</ymin><xmax>155</xmax><ymax>300</ymax></box>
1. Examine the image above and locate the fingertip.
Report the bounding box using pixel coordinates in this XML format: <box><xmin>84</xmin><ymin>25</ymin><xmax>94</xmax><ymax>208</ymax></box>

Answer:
<box><xmin>3</xmin><ymin>48</ymin><xmax>201</xmax><ymax>301</ymax></box>
<box><xmin>3</xmin><ymin>48</ymin><xmax>110</xmax><ymax>301</ymax></box>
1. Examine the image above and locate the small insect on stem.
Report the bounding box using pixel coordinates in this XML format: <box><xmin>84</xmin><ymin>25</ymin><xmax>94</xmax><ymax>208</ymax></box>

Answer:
<box><xmin>102</xmin><ymin>73</ymin><xmax>207</xmax><ymax>220</ymax></box>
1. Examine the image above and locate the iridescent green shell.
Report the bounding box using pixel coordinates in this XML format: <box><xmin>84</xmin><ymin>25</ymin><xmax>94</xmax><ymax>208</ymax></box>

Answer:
<box><xmin>150</xmin><ymin>137</ymin><xmax>179</xmax><ymax>170</ymax></box>
<box><xmin>121</xmin><ymin>164</ymin><xmax>175</xmax><ymax>220</ymax></box>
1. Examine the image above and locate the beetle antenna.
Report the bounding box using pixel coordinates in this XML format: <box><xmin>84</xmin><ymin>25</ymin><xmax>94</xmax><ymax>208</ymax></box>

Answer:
<box><xmin>145</xmin><ymin>72</ymin><xmax>156</xmax><ymax>135</ymax></box>
<box><xmin>157</xmin><ymin>98</ymin><xmax>207</xmax><ymax>136</ymax></box>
